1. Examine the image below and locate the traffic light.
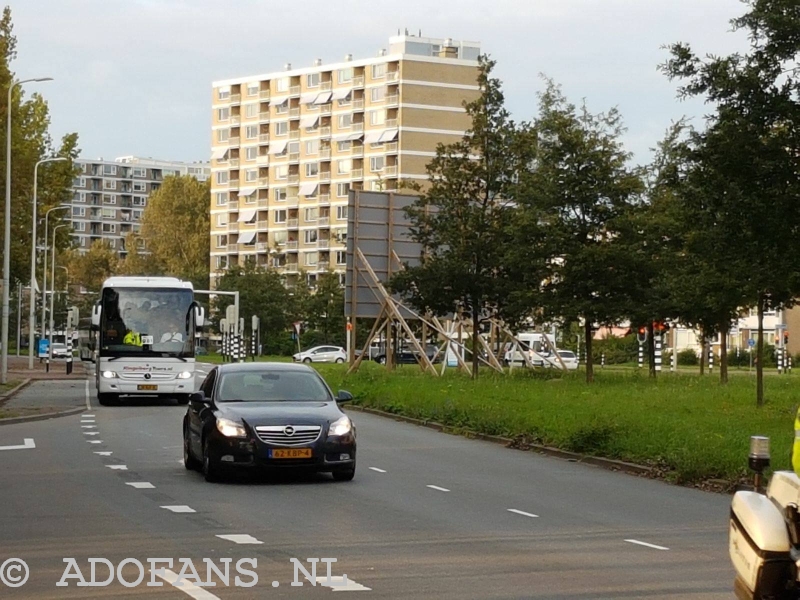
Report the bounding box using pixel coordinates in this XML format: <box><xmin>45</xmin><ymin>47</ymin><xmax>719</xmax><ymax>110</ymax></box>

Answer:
<box><xmin>785</xmin><ymin>333</ymin><xmax>789</xmax><ymax>346</ymax></box>
<box><xmin>638</xmin><ymin>327</ymin><xmax>646</xmax><ymax>335</ymax></box>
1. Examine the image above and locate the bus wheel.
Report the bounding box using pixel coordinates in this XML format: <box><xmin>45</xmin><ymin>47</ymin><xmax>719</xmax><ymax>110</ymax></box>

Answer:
<box><xmin>176</xmin><ymin>395</ymin><xmax>190</xmax><ymax>406</ymax></box>
<box><xmin>98</xmin><ymin>393</ymin><xmax>117</xmax><ymax>406</ymax></box>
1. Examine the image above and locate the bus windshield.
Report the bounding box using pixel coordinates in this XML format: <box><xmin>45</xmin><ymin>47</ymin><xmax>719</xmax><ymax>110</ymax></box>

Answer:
<box><xmin>99</xmin><ymin>288</ymin><xmax>195</xmax><ymax>358</ymax></box>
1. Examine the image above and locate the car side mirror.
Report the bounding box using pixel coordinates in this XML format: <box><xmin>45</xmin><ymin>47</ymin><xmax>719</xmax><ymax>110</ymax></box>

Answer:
<box><xmin>336</xmin><ymin>390</ymin><xmax>353</xmax><ymax>404</ymax></box>
<box><xmin>190</xmin><ymin>391</ymin><xmax>209</xmax><ymax>405</ymax></box>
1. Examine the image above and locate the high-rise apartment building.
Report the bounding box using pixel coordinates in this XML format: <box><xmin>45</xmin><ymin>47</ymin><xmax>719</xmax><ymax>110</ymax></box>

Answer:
<box><xmin>209</xmin><ymin>34</ymin><xmax>481</xmax><ymax>287</ymax></box>
<box><xmin>71</xmin><ymin>156</ymin><xmax>210</xmax><ymax>258</ymax></box>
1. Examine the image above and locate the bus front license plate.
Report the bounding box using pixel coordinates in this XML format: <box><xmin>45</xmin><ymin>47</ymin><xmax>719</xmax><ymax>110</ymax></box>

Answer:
<box><xmin>137</xmin><ymin>384</ymin><xmax>158</xmax><ymax>391</ymax></box>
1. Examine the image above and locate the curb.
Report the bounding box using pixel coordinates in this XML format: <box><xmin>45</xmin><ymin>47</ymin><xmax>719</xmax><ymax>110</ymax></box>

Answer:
<box><xmin>0</xmin><ymin>406</ymin><xmax>86</xmax><ymax>426</ymax></box>
<box><xmin>346</xmin><ymin>404</ymin><xmax>653</xmax><ymax>477</ymax></box>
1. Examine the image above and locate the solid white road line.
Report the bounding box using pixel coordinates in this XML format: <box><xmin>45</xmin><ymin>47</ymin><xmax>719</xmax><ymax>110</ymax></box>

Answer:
<box><xmin>161</xmin><ymin>505</ymin><xmax>196</xmax><ymax>513</ymax></box>
<box><xmin>0</xmin><ymin>438</ymin><xmax>35</xmax><ymax>451</ymax></box>
<box><xmin>126</xmin><ymin>482</ymin><xmax>155</xmax><ymax>489</ymax></box>
<box><xmin>625</xmin><ymin>539</ymin><xmax>669</xmax><ymax>551</ymax></box>
<box><xmin>85</xmin><ymin>380</ymin><xmax>91</xmax><ymax>410</ymax></box>
<box><xmin>507</xmin><ymin>508</ymin><xmax>539</xmax><ymax>518</ymax></box>
<box><xmin>106</xmin><ymin>465</ymin><xmax>127</xmax><ymax>470</ymax></box>
<box><xmin>426</xmin><ymin>485</ymin><xmax>450</xmax><ymax>492</ymax></box>
<box><xmin>315</xmin><ymin>576</ymin><xmax>372</xmax><ymax>591</ymax></box>
<box><xmin>216</xmin><ymin>534</ymin><xmax>263</xmax><ymax>545</ymax></box>
<box><xmin>154</xmin><ymin>569</ymin><xmax>221</xmax><ymax>599</ymax></box>
<box><xmin>369</xmin><ymin>467</ymin><xmax>387</xmax><ymax>473</ymax></box>
<box><xmin>94</xmin><ymin>452</ymin><xmax>112</xmax><ymax>456</ymax></box>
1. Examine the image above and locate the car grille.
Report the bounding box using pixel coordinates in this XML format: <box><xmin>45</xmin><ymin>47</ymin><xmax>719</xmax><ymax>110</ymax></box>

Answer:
<box><xmin>254</xmin><ymin>425</ymin><xmax>321</xmax><ymax>446</ymax></box>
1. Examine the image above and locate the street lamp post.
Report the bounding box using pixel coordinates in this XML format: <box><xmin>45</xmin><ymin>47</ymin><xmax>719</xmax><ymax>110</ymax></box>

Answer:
<box><xmin>48</xmin><ymin>224</ymin><xmax>68</xmax><ymax>364</ymax></box>
<box><xmin>2</xmin><ymin>76</ymin><xmax>54</xmax><ymax>383</ymax></box>
<box><xmin>29</xmin><ymin>157</ymin><xmax>68</xmax><ymax>369</ymax></box>
<box><xmin>40</xmin><ymin>204</ymin><xmax>70</xmax><ymax>356</ymax></box>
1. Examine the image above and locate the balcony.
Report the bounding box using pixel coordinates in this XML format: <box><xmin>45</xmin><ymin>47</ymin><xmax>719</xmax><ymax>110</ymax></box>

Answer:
<box><xmin>353</xmin><ymin>99</ymin><xmax>364</xmax><ymax>111</ymax></box>
<box><xmin>289</xmin><ymin>152</ymin><xmax>300</xmax><ymax>164</ymax></box>
<box><xmin>229</xmin><ymin>136</ymin><xmax>241</xmax><ymax>145</ymax></box>
<box><xmin>259</xmin><ymin>133</ymin><xmax>270</xmax><ymax>143</ymax></box>
<box><xmin>257</xmin><ymin>154</ymin><xmax>270</xmax><ymax>166</ymax></box>
<box><xmin>319</xmin><ymin>126</ymin><xmax>331</xmax><ymax>138</ymax></box>
<box><xmin>352</xmin><ymin>75</ymin><xmax>365</xmax><ymax>88</ymax></box>
<box><xmin>230</xmin><ymin>93</ymin><xmax>241</xmax><ymax>104</ymax></box>
<box><xmin>318</xmin><ymin>217</ymin><xmax>330</xmax><ymax>227</ymax></box>
<box><xmin>319</xmin><ymin>171</ymin><xmax>331</xmax><ymax>183</ymax></box>
<box><xmin>385</xmin><ymin>142</ymin><xmax>398</xmax><ymax>154</ymax></box>
<box><xmin>227</xmin><ymin>223</ymin><xmax>239</xmax><ymax>233</ymax></box>
<box><xmin>257</xmin><ymin>219</ymin><xmax>268</xmax><ymax>229</ymax></box>
<box><xmin>387</xmin><ymin>71</ymin><xmax>399</xmax><ymax>82</ymax></box>
<box><xmin>352</xmin><ymin>122</ymin><xmax>364</xmax><ymax>133</ymax></box>
<box><xmin>288</xmin><ymin>174</ymin><xmax>300</xmax><ymax>184</ymax></box>
<box><xmin>289</xmin><ymin>130</ymin><xmax>300</xmax><ymax>140</ymax></box>
<box><xmin>289</xmin><ymin>107</ymin><xmax>300</xmax><ymax>118</ymax></box>
<box><xmin>287</xmin><ymin>218</ymin><xmax>299</xmax><ymax>228</ymax></box>
<box><xmin>227</xmin><ymin>243</ymin><xmax>238</xmax><ymax>252</ymax></box>
<box><xmin>386</xmin><ymin>118</ymin><xmax>398</xmax><ymax>128</ymax></box>
<box><xmin>317</xmin><ymin>260</ymin><xmax>330</xmax><ymax>270</ymax></box>
<box><xmin>231</xmin><ymin>115</ymin><xmax>241</xmax><ymax>125</ymax></box>
<box><xmin>351</xmin><ymin>146</ymin><xmax>363</xmax><ymax>158</ymax></box>
<box><xmin>286</xmin><ymin>240</ymin><xmax>298</xmax><ymax>250</ymax></box>
<box><xmin>320</xmin><ymin>148</ymin><xmax>331</xmax><ymax>160</ymax></box>
<box><xmin>318</xmin><ymin>194</ymin><xmax>331</xmax><ymax>206</ymax></box>
<box><xmin>320</xmin><ymin>104</ymin><xmax>332</xmax><ymax>116</ymax></box>
<box><xmin>351</xmin><ymin>169</ymin><xmax>363</xmax><ymax>179</ymax></box>
<box><xmin>286</xmin><ymin>262</ymin><xmax>299</xmax><ymax>271</ymax></box>
<box><xmin>229</xmin><ymin>158</ymin><xmax>240</xmax><ymax>168</ymax></box>
<box><xmin>259</xmin><ymin>112</ymin><xmax>270</xmax><ymax>122</ymax></box>
<box><xmin>257</xmin><ymin>242</ymin><xmax>269</xmax><ymax>252</ymax></box>
<box><xmin>239</xmin><ymin>243</ymin><xmax>257</xmax><ymax>252</ymax></box>
<box><xmin>386</xmin><ymin>94</ymin><xmax>399</xmax><ymax>107</ymax></box>
<box><xmin>228</xmin><ymin>199</ymin><xmax>239</xmax><ymax>210</ymax></box>
<box><xmin>259</xmin><ymin>90</ymin><xmax>270</xmax><ymax>100</ymax></box>
<box><xmin>229</xmin><ymin>179</ymin><xmax>240</xmax><ymax>190</ymax></box>
<box><xmin>289</xmin><ymin>85</ymin><xmax>301</xmax><ymax>96</ymax></box>
<box><xmin>258</xmin><ymin>177</ymin><xmax>269</xmax><ymax>187</ymax></box>
<box><xmin>320</xmin><ymin>81</ymin><xmax>332</xmax><ymax>91</ymax></box>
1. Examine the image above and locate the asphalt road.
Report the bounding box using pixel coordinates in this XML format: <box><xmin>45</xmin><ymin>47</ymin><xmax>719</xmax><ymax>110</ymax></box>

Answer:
<box><xmin>0</xmin><ymin>366</ymin><xmax>733</xmax><ymax>599</ymax></box>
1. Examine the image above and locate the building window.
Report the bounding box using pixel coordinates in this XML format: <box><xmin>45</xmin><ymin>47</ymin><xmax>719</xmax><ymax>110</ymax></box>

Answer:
<box><xmin>372</xmin><ymin>64</ymin><xmax>387</xmax><ymax>79</ymax></box>
<box><xmin>73</xmin><ymin>221</ymin><xmax>86</xmax><ymax>232</ymax></box>
<box><xmin>305</xmin><ymin>140</ymin><xmax>319</xmax><ymax>155</ymax></box>
<box><xmin>245</xmin><ymin>169</ymin><xmax>258</xmax><ymax>182</ymax></box>
<box><xmin>274</xmin><ymin>122</ymin><xmax>288</xmax><ymax>136</ymax></box>
<box><xmin>247</xmin><ymin>83</ymin><xmax>259</xmax><ymax>97</ymax></box>
<box><xmin>218</xmin><ymin>107</ymin><xmax>230</xmax><ymax>121</ymax></box>
<box><xmin>216</xmin><ymin>235</ymin><xmax>228</xmax><ymax>248</ymax></box>
<box><xmin>337</xmin><ymin>92</ymin><xmax>352</xmax><ymax>107</ymax></box>
<box><xmin>370</xmin><ymin>156</ymin><xmax>385</xmax><ymax>172</ymax></box>
<box><xmin>275</xmin><ymin>209</ymin><xmax>287</xmax><ymax>223</ymax></box>
<box><xmin>274</xmin><ymin>188</ymin><xmax>287</xmax><ymax>202</ymax></box>
<box><xmin>338</xmin><ymin>114</ymin><xmax>352</xmax><ymax>129</ymax></box>
<box><xmin>333</xmin><ymin>228</ymin><xmax>347</xmax><ymax>243</ymax></box>
<box><xmin>336</xmin><ymin>140</ymin><xmax>351</xmax><ymax>152</ymax></box>
<box><xmin>275</xmin><ymin>100</ymin><xmax>289</xmax><ymax>115</ymax></box>
<box><xmin>288</xmin><ymin>141</ymin><xmax>300</xmax><ymax>155</ymax></box>
<box><xmin>218</xmin><ymin>87</ymin><xmax>230</xmax><ymax>100</ymax></box>
<box><xmin>273</xmin><ymin>230</ymin><xmax>287</xmax><ymax>245</ymax></box>
<box><xmin>274</xmin><ymin>165</ymin><xmax>288</xmax><ymax>180</ymax></box>
<box><xmin>216</xmin><ymin>213</ymin><xmax>228</xmax><ymax>227</ymax></box>
<box><xmin>336</xmin><ymin>205</ymin><xmax>348</xmax><ymax>220</ymax></box>
<box><xmin>304</xmin><ymin>251</ymin><xmax>318</xmax><ymax>266</ymax></box>
<box><xmin>371</xmin><ymin>87</ymin><xmax>386</xmax><ymax>103</ymax></box>
<box><xmin>245</xmin><ymin>147</ymin><xmax>258</xmax><ymax>161</ymax></box>
<box><xmin>72</xmin><ymin>207</ymin><xmax>86</xmax><ymax>217</ymax></box>
<box><xmin>73</xmin><ymin>177</ymin><xmax>86</xmax><ymax>188</ymax></box>
<box><xmin>337</xmin><ymin>159</ymin><xmax>352</xmax><ymax>174</ymax></box>
<box><xmin>307</xmin><ymin>73</ymin><xmax>320</xmax><ymax>88</ymax></box>
<box><xmin>215</xmin><ymin>256</ymin><xmax>228</xmax><ymax>269</ymax></box>
<box><xmin>245</xmin><ymin>103</ymin><xmax>258</xmax><ymax>118</ymax></box>
<box><xmin>133</xmin><ymin>210</ymin><xmax>142</xmax><ymax>221</ymax></box>
<box><xmin>305</xmin><ymin>163</ymin><xmax>319</xmax><ymax>177</ymax></box>
<box><xmin>101</xmin><ymin>208</ymin><xmax>116</xmax><ymax>218</ymax></box>
<box><xmin>74</xmin><ymin>192</ymin><xmax>86</xmax><ymax>203</ymax></box>
<box><xmin>103</xmin><ymin>194</ymin><xmax>116</xmax><ymax>204</ymax></box>
<box><xmin>305</xmin><ymin>207</ymin><xmax>319</xmax><ymax>222</ymax></box>
<box><xmin>276</xmin><ymin>77</ymin><xmax>289</xmax><ymax>92</ymax></box>
<box><xmin>103</xmin><ymin>179</ymin><xmax>116</xmax><ymax>190</ymax></box>
<box><xmin>102</xmin><ymin>223</ymin><xmax>117</xmax><ymax>233</ymax></box>
<box><xmin>336</xmin><ymin>183</ymin><xmax>349</xmax><ymax>198</ymax></box>
<box><xmin>245</xmin><ymin>125</ymin><xmax>258</xmax><ymax>139</ymax></box>
<box><xmin>217</xmin><ymin>129</ymin><xmax>230</xmax><ymax>143</ymax></box>
<box><xmin>336</xmin><ymin>250</ymin><xmax>346</xmax><ymax>265</ymax></box>
<box><xmin>216</xmin><ymin>172</ymin><xmax>229</xmax><ymax>185</ymax></box>
<box><xmin>103</xmin><ymin>164</ymin><xmax>116</xmax><ymax>176</ymax></box>
<box><xmin>133</xmin><ymin>196</ymin><xmax>147</xmax><ymax>207</ymax></box>
<box><xmin>132</xmin><ymin>167</ymin><xmax>146</xmax><ymax>177</ymax></box>
<box><xmin>338</xmin><ymin>68</ymin><xmax>353</xmax><ymax>84</ymax></box>
<box><xmin>369</xmin><ymin>110</ymin><xmax>386</xmax><ymax>126</ymax></box>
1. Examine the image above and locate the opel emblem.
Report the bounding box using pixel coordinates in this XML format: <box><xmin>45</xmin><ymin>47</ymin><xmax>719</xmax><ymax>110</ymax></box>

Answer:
<box><xmin>144</xmin><ymin>373</ymin><xmax>151</xmax><ymax>380</ymax></box>
<box><xmin>284</xmin><ymin>426</ymin><xmax>295</xmax><ymax>436</ymax></box>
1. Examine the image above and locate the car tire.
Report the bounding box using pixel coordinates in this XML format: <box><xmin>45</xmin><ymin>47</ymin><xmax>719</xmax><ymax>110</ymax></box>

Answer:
<box><xmin>183</xmin><ymin>426</ymin><xmax>200</xmax><ymax>471</ymax></box>
<box><xmin>202</xmin><ymin>437</ymin><xmax>221</xmax><ymax>483</ymax></box>
<box><xmin>333</xmin><ymin>464</ymin><xmax>356</xmax><ymax>482</ymax></box>
<box><xmin>302</xmin><ymin>357</ymin><xmax>312</xmax><ymax>364</ymax></box>
<box><xmin>97</xmin><ymin>393</ymin><xmax>117</xmax><ymax>406</ymax></box>
<box><xmin>335</xmin><ymin>357</ymin><xmax>345</xmax><ymax>364</ymax></box>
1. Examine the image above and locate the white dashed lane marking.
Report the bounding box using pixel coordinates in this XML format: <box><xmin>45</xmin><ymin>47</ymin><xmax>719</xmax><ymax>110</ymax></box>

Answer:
<box><xmin>426</xmin><ymin>485</ymin><xmax>450</xmax><ymax>493</ymax></box>
<box><xmin>81</xmin><ymin>425</ymin><xmax>97</xmax><ymax>429</ymax></box>
<box><xmin>161</xmin><ymin>505</ymin><xmax>196</xmax><ymax>513</ymax></box>
<box><xmin>83</xmin><ymin>432</ymin><xmax>100</xmax><ymax>436</ymax></box>
<box><xmin>94</xmin><ymin>452</ymin><xmax>112</xmax><ymax>456</ymax></box>
<box><xmin>106</xmin><ymin>465</ymin><xmax>127</xmax><ymax>470</ymax></box>
<box><xmin>625</xmin><ymin>539</ymin><xmax>669</xmax><ymax>551</ymax></box>
<box><xmin>87</xmin><ymin>440</ymin><xmax>102</xmax><ymax>444</ymax></box>
<box><xmin>216</xmin><ymin>534</ymin><xmax>264</xmax><ymax>545</ymax></box>
<box><xmin>507</xmin><ymin>509</ymin><xmax>539</xmax><ymax>519</ymax></box>
<box><xmin>369</xmin><ymin>467</ymin><xmax>387</xmax><ymax>473</ymax></box>
<box><xmin>126</xmin><ymin>482</ymin><xmax>155</xmax><ymax>489</ymax></box>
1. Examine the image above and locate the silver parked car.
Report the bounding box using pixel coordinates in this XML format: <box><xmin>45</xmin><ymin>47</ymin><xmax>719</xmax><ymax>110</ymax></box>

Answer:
<box><xmin>293</xmin><ymin>345</ymin><xmax>347</xmax><ymax>364</ymax></box>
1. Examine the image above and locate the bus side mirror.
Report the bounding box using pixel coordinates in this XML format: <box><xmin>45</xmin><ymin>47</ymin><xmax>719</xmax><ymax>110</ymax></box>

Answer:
<box><xmin>91</xmin><ymin>304</ymin><xmax>101</xmax><ymax>331</ymax></box>
<box><xmin>195</xmin><ymin>306</ymin><xmax>205</xmax><ymax>332</ymax></box>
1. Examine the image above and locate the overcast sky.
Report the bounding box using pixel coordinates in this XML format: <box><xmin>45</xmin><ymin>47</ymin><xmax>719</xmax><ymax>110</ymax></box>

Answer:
<box><xmin>14</xmin><ymin>0</ymin><xmax>749</xmax><ymax>166</ymax></box>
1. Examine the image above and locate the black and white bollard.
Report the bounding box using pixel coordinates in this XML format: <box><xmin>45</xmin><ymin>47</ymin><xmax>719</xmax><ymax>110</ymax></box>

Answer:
<box><xmin>66</xmin><ymin>334</ymin><xmax>73</xmax><ymax>375</ymax></box>
<box><xmin>238</xmin><ymin>334</ymin><xmax>245</xmax><ymax>363</ymax></box>
<box><xmin>655</xmin><ymin>333</ymin><xmax>663</xmax><ymax>372</ymax></box>
<box><xmin>251</xmin><ymin>336</ymin><xmax>256</xmax><ymax>362</ymax></box>
<box><xmin>601</xmin><ymin>352</ymin><xmax>605</xmax><ymax>369</ymax></box>
<box><xmin>778</xmin><ymin>349</ymin><xmax>785</xmax><ymax>374</ymax></box>
<box><xmin>638</xmin><ymin>342</ymin><xmax>644</xmax><ymax>369</ymax></box>
<box><xmin>709</xmin><ymin>346</ymin><xmax>714</xmax><ymax>373</ymax></box>
<box><xmin>789</xmin><ymin>355</ymin><xmax>793</xmax><ymax>374</ymax></box>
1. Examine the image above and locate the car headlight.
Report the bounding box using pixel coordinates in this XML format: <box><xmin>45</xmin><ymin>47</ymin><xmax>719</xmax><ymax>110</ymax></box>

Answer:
<box><xmin>329</xmin><ymin>416</ymin><xmax>352</xmax><ymax>436</ymax></box>
<box><xmin>216</xmin><ymin>417</ymin><xmax>247</xmax><ymax>438</ymax></box>
<box><xmin>101</xmin><ymin>370</ymin><xmax>117</xmax><ymax>379</ymax></box>
<box><xmin>177</xmin><ymin>371</ymin><xmax>193</xmax><ymax>379</ymax></box>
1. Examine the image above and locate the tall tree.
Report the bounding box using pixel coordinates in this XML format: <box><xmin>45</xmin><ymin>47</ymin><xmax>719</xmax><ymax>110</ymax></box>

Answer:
<box><xmin>518</xmin><ymin>81</ymin><xmax>644</xmax><ymax>383</ymax></box>
<box><xmin>304</xmin><ymin>271</ymin><xmax>345</xmax><ymax>346</ymax></box>
<box><xmin>390</xmin><ymin>56</ymin><xmax>535</xmax><ymax>378</ymax></box>
<box><xmin>140</xmin><ymin>174</ymin><xmax>210</xmax><ymax>291</ymax></box>
<box><xmin>662</xmin><ymin>0</ymin><xmax>800</xmax><ymax>404</ymax></box>
<box><xmin>118</xmin><ymin>232</ymin><xmax>162</xmax><ymax>276</ymax></box>
<box><xmin>65</xmin><ymin>240</ymin><xmax>118</xmax><ymax>319</ymax></box>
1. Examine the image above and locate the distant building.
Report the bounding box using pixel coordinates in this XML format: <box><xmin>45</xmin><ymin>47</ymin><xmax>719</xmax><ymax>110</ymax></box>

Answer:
<box><xmin>71</xmin><ymin>156</ymin><xmax>210</xmax><ymax>258</ymax></box>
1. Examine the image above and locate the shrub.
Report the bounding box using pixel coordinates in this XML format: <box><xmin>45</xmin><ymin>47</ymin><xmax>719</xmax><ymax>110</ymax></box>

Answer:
<box><xmin>678</xmin><ymin>348</ymin><xmax>699</xmax><ymax>366</ymax></box>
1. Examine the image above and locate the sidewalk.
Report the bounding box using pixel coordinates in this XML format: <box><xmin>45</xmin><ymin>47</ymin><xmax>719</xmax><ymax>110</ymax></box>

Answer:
<box><xmin>6</xmin><ymin>355</ymin><xmax>88</xmax><ymax>380</ymax></box>
<box><xmin>0</xmin><ymin>379</ymin><xmax>86</xmax><ymax>421</ymax></box>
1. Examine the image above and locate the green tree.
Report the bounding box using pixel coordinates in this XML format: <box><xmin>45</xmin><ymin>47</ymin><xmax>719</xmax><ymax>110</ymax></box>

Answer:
<box><xmin>141</xmin><ymin>174</ymin><xmax>210</xmax><ymax>291</ymax></box>
<box><xmin>662</xmin><ymin>0</ymin><xmax>800</xmax><ymax>404</ymax></box>
<box><xmin>390</xmin><ymin>56</ymin><xmax>535</xmax><ymax>378</ymax></box>
<box><xmin>518</xmin><ymin>81</ymin><xmax>644</xmax><ymax>383</ymax></box>
<box><xmin>65</xmin><ymin>240</ymin><xmax>118</xmax><ymax>319</ymax></box>
<box><xmin>304</xmin><ymin>271</ymin><xmax>345</xmax><ymax>346</ymax></box>
<box><xmin>118</xmin><ymin>232</ymin><xmax>162</xmax><ymax>276</ymax></box>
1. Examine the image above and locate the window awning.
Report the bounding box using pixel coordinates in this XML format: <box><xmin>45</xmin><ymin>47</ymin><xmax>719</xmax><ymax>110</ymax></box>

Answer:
<box><xmin>300</xmin><ymin>92</ymin><xmax>318</xmax><ymax>104</ymax></box>
<box><xmin>269</xmin><ymin>141</ymin><xmax>289</xmax><ymax>155</ymax></box>
<box><xmin>331</xmin><ymin>88</ymin><xmax>352</xmax><ymax>101</ymax></box>
<box><xmin>363</xmin><ymin>130</ymin><xmax>384</xmax><ymax>145</ymax></box>
<box><xmin>211</xmin><ymin>148</ymin><xmax>229</xmax><ymax>160</ymax></box>
<box><xmin>299</xmin><ymin>182</ymin><xmax>318</xmax><ymax>197</ymax></box>
<box><xmin>238</xmin><ymin>230</ymin><xmax>256</xmax><ymax>245</ymax></box>
<box><xmin>238</xmin><ymin>187</ymin><xmax>256</xmax><ymax>197</ymax></box>
<box><xmin>238</xmin><ymin>209</ymin><xmax>257</xmax><ymax>223</ymax></box>
<box><xmin>378</xmin><ymin>128</ymin><xmax>398</xmax><ymax>143</ymax></box>
<box><xmin>217</xmin><ymin>85</ymin><xmax>231</xmax><ymax>93</ymax></box>
<box><xmin>300</xmin><ymin>115</ymin><xmax>319</xmax><ymax>129</ymax></box>
<box><xmin>270</xmin><ymin>96</ymin><xmax>289</xmax><ymax>106</ymax></box>
<box><xmin>313</xmin><ymin>91</ymin><xmax>332</xmax><ymax>105</ymax></box>
<box><xmin>347</xmin><ymin>132</ymin><xmax>364</xmax><ymax>141</ymax></box>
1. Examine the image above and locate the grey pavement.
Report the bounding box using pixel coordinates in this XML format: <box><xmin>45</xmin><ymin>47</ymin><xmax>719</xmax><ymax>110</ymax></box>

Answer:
<box><xmin>2</xmin><ymin>379</ymin><xmax>88</xmax><ymax>412</ymax></box>
<box><xmin>0</xmin><ymin>377</ymin><xmax>734</xmax><ymax>598</ymax></box>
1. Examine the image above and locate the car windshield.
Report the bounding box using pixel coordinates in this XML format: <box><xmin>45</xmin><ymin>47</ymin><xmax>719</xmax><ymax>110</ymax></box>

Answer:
<box><xmin>559</xmin><ymin>351</ymin><xmax>575</xmax><ymax>358</ymax></box>
<box><xmin>217</xmin><ymin>371</ymin><xmax>331</xmax><ymax>402</ymax></box>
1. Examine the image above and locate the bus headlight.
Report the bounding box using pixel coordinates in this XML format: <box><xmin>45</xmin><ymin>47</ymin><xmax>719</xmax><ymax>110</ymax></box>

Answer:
<box><xmin>177</xmin><ymin>371</ymin><xmax>193</xmax><ymax>379</ymax></box>
<box><xmin>101</xmin><ymin>371</ymin><xmax>117</xmax><ymax>379</ymax></box>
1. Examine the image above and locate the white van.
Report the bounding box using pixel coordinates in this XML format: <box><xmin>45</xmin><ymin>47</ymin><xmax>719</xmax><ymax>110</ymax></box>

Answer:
<box><xmin>504</xmin><ymin>332</ymin><xmax>556</xmax><ymax>367</ymax></box>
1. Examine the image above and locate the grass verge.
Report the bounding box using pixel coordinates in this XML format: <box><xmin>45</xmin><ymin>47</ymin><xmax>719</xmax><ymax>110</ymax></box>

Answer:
<box><xmin>312</xmin><ymin>363</ymin><xmax>799</xmax><ymax>486</ymax></box>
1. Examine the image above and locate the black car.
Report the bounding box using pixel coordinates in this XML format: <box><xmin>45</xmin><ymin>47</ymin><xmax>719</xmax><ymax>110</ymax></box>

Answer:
<box><xmin>183</xmin><ymin>362</ymin><xmax>356</xmax><ymax>482</ymax></box>
<box><xmin>374</xmin><ymin>343</ymin><xmax>443</xmax><ymax>365</ymax></box>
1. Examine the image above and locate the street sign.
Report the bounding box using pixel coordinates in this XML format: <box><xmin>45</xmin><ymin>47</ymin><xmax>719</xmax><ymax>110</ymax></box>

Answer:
<box><xmin>748</xmin><ymin>338</ymin><xmax>756</xmax><ymax>348</ymax></box>
<box><xmin>293</xmin><ymin>322</ymin><xmax>302</xmax><ymax>334</ymax></box>
<box><xmin>38</xmin><ymin>339</ymin><xmax>49</xmax><ymax>358</ymax></box>
<box><xmin>252</xmin><ymin>315</ymin><xmax>260</xmax><ymax>331</ymax></box>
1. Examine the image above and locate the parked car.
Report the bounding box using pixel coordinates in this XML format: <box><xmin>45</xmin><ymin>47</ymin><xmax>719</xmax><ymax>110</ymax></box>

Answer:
<box><xmin>545</xmin><ymin>350</ymin><xmax>579</xmax><ymax>370</ymax></box>
<box><xmin>51</xmin><ymin>343</ymin><xmax>70</xmax><ymax>359</ymax></box>
<box><xmin>374</xmin><ymin>343</ymin><xmax>443</xmax><ymax>365</ymax></box>
<box><xmin>504</xmin><ymin>332</ymin><xmax>556</xmax><ymax>367</ymax></box>
<box><xmin>293</xmin><ymin>345</ymin><xmax>347</xmax><ymax>364</ymax></box>
<box><xmin>183</xmin><ymin>362</ymin><xmax>356</xmax><ymax>482</ymax></box>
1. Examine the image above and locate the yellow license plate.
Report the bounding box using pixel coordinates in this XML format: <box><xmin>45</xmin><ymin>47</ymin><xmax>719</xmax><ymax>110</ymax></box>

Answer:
<box><xmin>137</xmin><ymin>384</ymin><xmax>158</xmax><ymax>391</ymax></box>
<box><xmin>270</xmin><ymin>448</ymin><xmax>312</xmax><ymax>459</ymax></box>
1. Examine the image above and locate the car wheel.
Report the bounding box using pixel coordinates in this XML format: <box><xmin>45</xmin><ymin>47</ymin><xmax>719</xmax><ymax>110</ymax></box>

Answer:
<box><xmin>333</xmin><ymin>464</ymin><xmax>356</xmax><ymax>482</ymax></box>
<box><xmin>202</xmin><ymin>437</ymin><xmax>221</xmax><ymax>483</ymax></box>
<box><xmin>335</xmin><ymin>357</ymin><xmax>345</xmax><ymax>364</ymax></box>
<box><xmin>303</xmin><ymin>357</ymin><xmax>312</xmax><ymax>364</ymax></box>
<box><xmin>97</xmin><ymin>393</ymin><xmax>117</xmax><ymax>406</ymax></box>
<box><xmin>183</xmin><ymin>425</ymin><xmax>200</xmax><ymax>471</ymax></box>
